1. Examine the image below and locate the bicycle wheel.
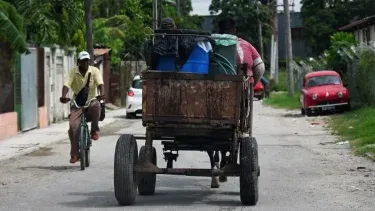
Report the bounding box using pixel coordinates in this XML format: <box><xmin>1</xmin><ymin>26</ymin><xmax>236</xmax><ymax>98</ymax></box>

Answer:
<box><xmin>79</xmin><ymin>125</ymin><xmax>87</xmax><ymax>171</ymax></box>
<box><xmin>85</xmin><ymin>130</ymin><xmax>90</xmax><ymax>167</ymax></box>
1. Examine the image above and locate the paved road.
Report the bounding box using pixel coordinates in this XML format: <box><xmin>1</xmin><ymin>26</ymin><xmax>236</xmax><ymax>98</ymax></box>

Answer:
<box><xmin>1</xmin><ymin>102</ymin><xmax>375</xmax><ymax>211</ymax></box>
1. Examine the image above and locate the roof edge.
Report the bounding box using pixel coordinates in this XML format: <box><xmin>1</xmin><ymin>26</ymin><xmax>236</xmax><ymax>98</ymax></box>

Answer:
<box><xmin>339</xmin><ymin>15</ymin><xmax>375</xmax><ymax>31</ymax></box>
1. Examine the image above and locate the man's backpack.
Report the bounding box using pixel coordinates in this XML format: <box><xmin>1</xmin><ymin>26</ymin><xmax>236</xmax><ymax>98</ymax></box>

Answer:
<box><xmin>75</xmin><ymin>72</ymin><xmax>91</xmax><ymax>107</ymax></box>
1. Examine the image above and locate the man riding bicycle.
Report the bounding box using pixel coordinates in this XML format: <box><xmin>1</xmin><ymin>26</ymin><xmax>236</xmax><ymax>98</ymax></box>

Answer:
<box><xmin>60</xmin><ymin>51</ymin><xmax>105</xmax><ymax>164</ymax></box>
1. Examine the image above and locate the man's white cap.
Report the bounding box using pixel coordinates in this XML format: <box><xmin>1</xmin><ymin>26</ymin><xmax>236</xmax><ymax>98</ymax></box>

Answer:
<box><xmin>78</xmin><ymin>51</ymin><xmax>90</xmax><ymax>60</ymax></box>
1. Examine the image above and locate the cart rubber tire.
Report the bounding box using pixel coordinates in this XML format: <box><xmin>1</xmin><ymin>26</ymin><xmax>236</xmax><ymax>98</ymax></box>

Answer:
<box><xmin>138</xmin><ymin>146</ymin><xmax>157</xmax><ymax>195</ymax></box>
<box><xmin>114</xmin><ymin>134</ymin><xmax>138</xmax><ymax>206</ymax></box>
<box><xmin>240</xmin><ymin>137</ymin><xmax>259</xmax><ymax>206</ymax></box>
<box><xmin>167</xmin><ymin>159</ymin><xmax>173</xmax><ymax>168</ymax></box>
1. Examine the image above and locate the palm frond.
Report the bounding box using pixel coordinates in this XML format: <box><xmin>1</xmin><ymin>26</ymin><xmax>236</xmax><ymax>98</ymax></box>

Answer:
<box><xmin>0</xmin><ymin>1</ymin><xmax>28</xmax><ymax>53</ymax></box>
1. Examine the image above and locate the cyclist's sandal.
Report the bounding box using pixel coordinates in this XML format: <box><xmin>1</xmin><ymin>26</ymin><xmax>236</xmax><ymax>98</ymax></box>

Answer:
<box><xmin>70</xmin><ymin>156</ymin><xmax>79</xmax><ymax>163</ymax></box>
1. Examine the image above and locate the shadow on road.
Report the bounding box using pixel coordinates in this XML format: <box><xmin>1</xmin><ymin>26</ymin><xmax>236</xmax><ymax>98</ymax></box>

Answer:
<box><xmin>60</xmin><ymin>190</ymin><xmax>241</xmax><ymax>208</ymax></box>
<box><xmin>282</xmin><ymin>113</ymin><xmax>304</xmax><ymax>118</ymax></box>
<box><xmin>18</xmin><ymin>165</ymin><xmax>81</xmax><ymax>172</ymax></box>
<box><xmin>60</xmin><ymin>177</ymin><xmax>242</xmax><ymax>208</ymax></box>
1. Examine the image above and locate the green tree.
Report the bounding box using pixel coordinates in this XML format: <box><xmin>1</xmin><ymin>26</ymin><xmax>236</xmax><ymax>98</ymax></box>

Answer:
<box><xmin>162</xmin><ymin>1</ymin><xmax>203</xmax><ymax>29</ymax></box>
<box><xmin>0</xmin><ymin>0</ymin><xmax>28</xmax><ymax>91</ymax></box>
<box><xmin>4</xmin><ymin>0</ymin><xmax>85</xmax><ymax>48</ymax></box>
<box><xmin>324</xmin><ymin>32</ymin><xmax>357</xmax><ymax>77</ymax></box>
<box><xmin>209</xmin><ymin>0</ymin><xmax>272</xmax><ymax>57</ymax></box>
<box><xmin>300</xmin><ymin>0</ymin><xmax>374</xmax><ymax>56</ymax></box>
<box><xmin>0</xmin><ymin>0</ymin><xmax>27</xmax><ymax>54</ymax></box>
<box><xmin>93</xmin><ymin>15</ymin><xmax>129</xmax><ymax>65</ymax></box>
<box><xmin>348</xmin><ymin>0</ymin><xmax>375</xmax><ymax>20</ymax></box>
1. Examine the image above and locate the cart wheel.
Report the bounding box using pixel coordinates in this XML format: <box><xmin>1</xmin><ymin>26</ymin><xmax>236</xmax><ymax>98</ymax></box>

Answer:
<box><xmin>114</xmin><ymin>134</ymin><xmax>138</xmax><ymax>206</ymax></box>
<box><xmin>138</xmin><ymin>146</ymin><xmax>157</xmax><ymax>195</ymax></box>
<box><xmin>240</xmin><ymin>137</ymin><xmax>259</xmax><ymax>206</ymax></box>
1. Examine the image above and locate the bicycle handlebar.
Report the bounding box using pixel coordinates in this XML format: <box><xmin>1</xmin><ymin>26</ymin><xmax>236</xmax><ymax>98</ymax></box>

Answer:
<box><xmin>66</xmin><ymin>97</ymin><xmax>104</xmax><ymax>109</ymax></box>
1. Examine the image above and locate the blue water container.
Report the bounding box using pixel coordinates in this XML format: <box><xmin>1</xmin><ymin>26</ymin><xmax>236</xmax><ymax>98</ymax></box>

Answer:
<box><xmin>155</xmin><ymin>55</ymin><xmax>177</xmax><ymax>71</ymax></box>
<box><xmin>180</xmin><ymin>44</ymin><xmax>209</xmax><ymax>74</ymax></box>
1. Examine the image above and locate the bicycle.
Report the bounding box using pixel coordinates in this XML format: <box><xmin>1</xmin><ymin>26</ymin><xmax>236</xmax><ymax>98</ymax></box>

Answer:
<box><xmin>68</xmin><ymin>97</ymin><xmax>98</xmax><ymax>170</ymax></box>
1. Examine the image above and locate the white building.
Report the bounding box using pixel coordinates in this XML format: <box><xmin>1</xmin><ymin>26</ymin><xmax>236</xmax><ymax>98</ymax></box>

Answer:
<box><xmin>339</xmin><ymin>15</ymin><xmax>375</xmax><ymax>44</ymax></box>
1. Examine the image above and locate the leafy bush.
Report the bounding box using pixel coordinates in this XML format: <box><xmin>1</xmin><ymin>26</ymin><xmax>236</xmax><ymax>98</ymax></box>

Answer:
<box><xmin>356</xmin><ymin>49</ymin><xmax>375</xmax><ymax>105</ymax></box>
<box><xmin>325</xmin><ymin>32</ymin><xmax>357</xmax><ymax>77</ymax></box>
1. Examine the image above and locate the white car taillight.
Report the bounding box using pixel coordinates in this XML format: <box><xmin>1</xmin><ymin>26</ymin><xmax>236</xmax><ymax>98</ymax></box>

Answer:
<box><xmin>128</xmin><ymin>90</ymin><xmax>134</xmax><ymax>97</ymax></box>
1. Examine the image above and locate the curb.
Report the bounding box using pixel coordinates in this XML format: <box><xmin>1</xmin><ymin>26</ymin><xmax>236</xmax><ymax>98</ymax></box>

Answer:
<box><xmin>0</xmin><ymin>118</ymin><xmax>117</xmax><ymax>163</ymax></box>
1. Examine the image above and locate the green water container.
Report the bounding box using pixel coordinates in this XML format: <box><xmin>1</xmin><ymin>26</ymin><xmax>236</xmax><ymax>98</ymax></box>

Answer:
<box><xmin>211</xmin><ymin>34</ymin><xmax>238</xmax><ymax>74</ymax></box>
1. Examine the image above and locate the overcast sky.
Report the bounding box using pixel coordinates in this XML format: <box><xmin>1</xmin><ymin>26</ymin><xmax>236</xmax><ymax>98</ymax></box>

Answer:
<box><xmin>191</xmin><ymin>0</ymin><xmax>302</xmax><ymax>16</ymax></box>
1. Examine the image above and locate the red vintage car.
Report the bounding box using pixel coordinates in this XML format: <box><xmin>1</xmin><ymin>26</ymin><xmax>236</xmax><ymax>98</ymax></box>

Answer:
<box><xmin>254</xmin><ymin>81</ymin><xmax>264</xmax><ymax>100</ymax></box>
<box><xmin>300</xmin><ymin>70</ymin><xmax>350</xmax><ymax>116</ymax></box>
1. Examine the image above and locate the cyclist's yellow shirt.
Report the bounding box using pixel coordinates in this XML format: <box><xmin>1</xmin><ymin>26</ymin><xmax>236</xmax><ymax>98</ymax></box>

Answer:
<box><xmin>64</xmin><ymin>65</ymin><xmax>104</xmax><ymax>101</ymax></box>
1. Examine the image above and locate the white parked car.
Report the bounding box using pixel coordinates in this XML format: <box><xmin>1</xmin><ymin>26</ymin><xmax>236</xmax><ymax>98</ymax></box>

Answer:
<box><xmin>126</xmin><ymin>75</ymin><xmax>142</xmax><ymax>118</ymax></box>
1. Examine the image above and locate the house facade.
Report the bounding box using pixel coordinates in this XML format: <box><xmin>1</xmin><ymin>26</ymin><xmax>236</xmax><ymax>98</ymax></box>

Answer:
<box><xmin>339</xmin><ymin>15</ymin><xmax>375</xmax><ymax>44</ymax></box>
<box><xmin>0</xmin><ymin>46</ymin><xmax>112</xmax><ymax>141</ymax></box>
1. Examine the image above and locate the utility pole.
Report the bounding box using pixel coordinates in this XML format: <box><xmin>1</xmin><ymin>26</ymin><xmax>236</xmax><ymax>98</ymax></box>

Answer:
<box><xmin>176</xmin><ymin>0</ymin><xmax>180</xmax><ymax>17</ymax></box>
<box><xmin>274</xmin><ymin>0</ymin><xmax>279</xmax><ymax>83</ymax></box>
<box><xmin>283</xmin><ymin>0</ymin><xmax>294</xmax><ymax>96</ymax></box>
<box><xmin>152</xmin><ymin>0</ymin><xmax>158</xmax><ymax>30</ymax></box>
<box><xmin>256</xmin><ymin>1</ymin><xmax>264</xmax><ymax>58</ymax></box>
<box><xmin>158</xmin><ymin>0</ymin><xmax>163</xmax><ymax>28</ymax></box>
<box><xmin>269</xmin><ymin>0</ymin><xmax>277</xmax><ymax>83</ymax></box>
<box><xmin>84</xmin><ymin>0</ymin><xmax>94</xmax><ymax>65</ymax></box>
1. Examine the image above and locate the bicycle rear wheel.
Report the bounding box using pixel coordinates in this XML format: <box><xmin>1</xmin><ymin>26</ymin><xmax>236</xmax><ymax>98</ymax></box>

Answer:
<box><xmin>85</xmin><ymin>133</ymin><xmax>90</xmax><ymax>167</ymax></box>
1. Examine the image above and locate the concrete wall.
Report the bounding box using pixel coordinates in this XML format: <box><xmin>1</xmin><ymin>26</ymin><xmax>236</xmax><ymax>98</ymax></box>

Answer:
<box><xmin>370</xmin><ymin>25</ymin><xmax>375</xmax><ymax>41</ymax></box>
<box><xmin>0</xmin><ymin>112</ymin><xmax>18</xmax><ymax>140</ymax></box>
<box><xmin>354</xmin><ymin>24</ymin><xmax>375</xmax><ymax>44</ymax></box>
<box><xmin>44</xmin><ymin>46</ymin><xmax>76</xmax><ymax>124</ymax></box>
<box><xmin>0</xmin><ymin>45</ymin><xmax>77</xmax><ymax>140</ymax></box>
<box><xmin>0</xmin><ymin>41</ymin><xmax>17</xmax><ymax>140</ymax></box>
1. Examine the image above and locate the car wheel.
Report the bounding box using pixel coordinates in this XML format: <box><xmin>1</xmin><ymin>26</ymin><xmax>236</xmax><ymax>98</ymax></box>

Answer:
<box><xmin>301</xmin><ymin>108</ymin><xmax>305</xmax><ymax>115</ymax></box>
<box><xmin>126</xmin><ymin>112</ymin><xmax>136</xmax><ymax>119</ymax></box>
<box><xmin>305</xmin><ymin>108</ymin><xmax>313</xmax><ymax>117</ymax></box>
<box><xmin>345</xmin><ymin>102</ymin><xmax>351</xmax><ymax>111</ymax></box>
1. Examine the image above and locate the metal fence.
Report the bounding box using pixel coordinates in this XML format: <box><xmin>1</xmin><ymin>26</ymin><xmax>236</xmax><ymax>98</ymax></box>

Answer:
<box><xmin>338</xmin><ymin>43</ymin><xmax>375</xmax><ymax>106</ymax></box>
<box><xmin>290</xmin><ymin>59</ymin><xmax>327</xmax><ymax>92</ymax></box>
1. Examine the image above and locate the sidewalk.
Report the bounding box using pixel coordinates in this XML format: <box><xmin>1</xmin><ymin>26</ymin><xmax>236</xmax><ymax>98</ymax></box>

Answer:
<box><xmin>0</xmin><ymin>108</ymin><xmax>125</xmax><ymax>162</ymax></box>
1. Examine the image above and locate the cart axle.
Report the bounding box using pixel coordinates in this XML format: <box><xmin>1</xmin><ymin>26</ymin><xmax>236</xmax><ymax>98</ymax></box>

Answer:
<box><xmin>134</xmin><ymin>161</ymin><xmax>241</xmax><ymax>177</ymax></box>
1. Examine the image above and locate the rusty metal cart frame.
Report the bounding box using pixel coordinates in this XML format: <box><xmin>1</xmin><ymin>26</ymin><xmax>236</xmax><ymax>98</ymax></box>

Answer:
<box><xmin>114</xmin><ymin>45</ymin><xmax>260</xmax><ymax>206</ymax></box>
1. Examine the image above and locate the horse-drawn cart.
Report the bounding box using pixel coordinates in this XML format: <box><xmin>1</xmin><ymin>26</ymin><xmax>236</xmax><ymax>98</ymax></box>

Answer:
<box><xmin>114</xmin><ymin>31</ymin><xmax>260</xmax><ymax>206</ymax></box>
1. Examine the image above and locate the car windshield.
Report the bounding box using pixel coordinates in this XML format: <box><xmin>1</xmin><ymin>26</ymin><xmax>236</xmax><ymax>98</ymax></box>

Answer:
<box><xmin>306</xmin><ymin>75</ymin><xmax>341</xmax><ymax>88</ymax></box>
<box><xmin>132</xmin><ymin>79</ymin><xmax>143</xmax><ymax>89</ymax></box>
